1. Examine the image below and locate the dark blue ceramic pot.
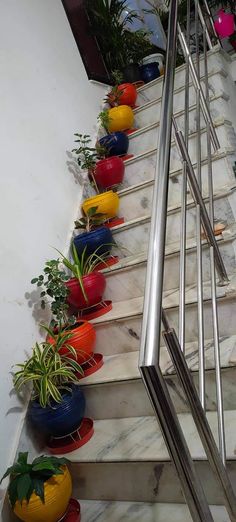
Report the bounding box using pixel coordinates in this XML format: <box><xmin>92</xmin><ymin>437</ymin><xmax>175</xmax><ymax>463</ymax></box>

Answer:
<box><xmin>99</xmin><ymin>131</ymin><xmax>129</xmax><ymax>157</ymax></box>
<box><xmin>140</xmin><ymin>62</ymin><xmax>160</xmax><ymax>84</ymax></box>
<box><xmin>74</xmin><ymin>226</ymin><xmax>113</xmax><ymax>258</ymax></box>
<box><xmin>28</xmin><ymin>385</ymin><xmax>86</xmax><ymax>437</ymax></box>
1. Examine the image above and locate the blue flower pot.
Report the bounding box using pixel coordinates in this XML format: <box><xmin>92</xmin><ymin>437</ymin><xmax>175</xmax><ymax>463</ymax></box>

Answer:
<box><xmin>28</xmin><ymin>385</ymin><xmax>86</xmax><ymax>437</ymax></box>
<box><xmin>140</xmin><ymin>62</ymin><xmax>160</xmax><ymax>84</ymax></box>
<box><xmin>74</xmin><ymin>226</ymin><xmax>113</xmax><ymax>258</ymax></box>
<box><xmin>99</xmin><ymin>131</ymin><xmax>129</xmax><ymax>157</ymax></box>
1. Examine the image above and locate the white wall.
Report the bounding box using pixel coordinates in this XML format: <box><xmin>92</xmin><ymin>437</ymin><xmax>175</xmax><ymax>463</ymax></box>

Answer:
<box><xmin>0</xmin><ymin>0</ymin><xmax>107</xmax><ymax>493</ymax></box>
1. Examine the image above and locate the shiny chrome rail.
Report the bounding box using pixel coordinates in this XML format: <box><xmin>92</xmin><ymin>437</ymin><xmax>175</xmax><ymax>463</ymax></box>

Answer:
<box><xmin>139</xmin><ymin>0</ymin><xmax>236</xmax><ymax>520</ymax></box>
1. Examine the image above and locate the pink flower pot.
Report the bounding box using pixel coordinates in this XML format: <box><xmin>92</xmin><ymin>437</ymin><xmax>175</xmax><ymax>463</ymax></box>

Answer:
<box><xmin>214</xmin><ymin>9</ymin><xmax>235</xmax><ymax>38</ymax></box>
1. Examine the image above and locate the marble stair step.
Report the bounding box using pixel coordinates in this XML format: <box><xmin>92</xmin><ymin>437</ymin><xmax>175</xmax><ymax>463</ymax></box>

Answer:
<box><xmin>92</xmin><ymin>276</ymin><xmax>236</xmax><ymax>355</ymax></box>
<box><xmin>80</xmin><ymin>336</ymin><xmax>236</xmax><ymax>419</ymax></box>
<box><xmin>134</xmin><ymin>92</ymin><xmax>229</xmax><ymax>131</ymax></box>
<box><xmin>69</xmin><ymin>410</ymin><xmax>236</xmax><ymax>504</ymax></box>
<box><xmin>112</xmin><ymin>195</ymin><xmax>236</xmax><ymax>259</ymax></box>
<box><xmin>136</xmin><ymin>45</ymin><xmax>228</xmax><ymax>105</ymax></box>
<box><xmin>122</xmin><ymin>147</ymin><xmax>236</xmax><ymax>192</ymax></box>
<box><xmin>128</xmin><ymin>118</ymin><xmax>236</xmax><ymax>170</ymax></box>
<box><xmin>117</xmin><ymin>179</ymin><xmax>236</xmax><ymax>226</ymax></box>
<box><xmin>107</xmin><ymin>225</ymin><xmax>236</xmax><ymax>299</ymax></box>
<box><xmin>79</xmin><ymin>500</ymin><xmax>230</xmax><ymax>522</ymax></box>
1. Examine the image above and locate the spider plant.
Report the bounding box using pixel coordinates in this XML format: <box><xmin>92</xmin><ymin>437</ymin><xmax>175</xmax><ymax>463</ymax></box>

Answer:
<box><xmin>1</xmin><ymin>452</ymin><xmax>69</xmax><ymax>507</ymax></box>
<box><xmin>74</xmin><ymin>206</ymin><xmax>107</xmax><ymax>233</ymax></box>
<box><xmin>13</xmin><ymin>325</ymin><xmax>83</xmax><ymax>408</ymax></box>
<box><xmin>56</xmin><ymin>244</ymin><xmax>111</xmax><ymax>303</ymax></box>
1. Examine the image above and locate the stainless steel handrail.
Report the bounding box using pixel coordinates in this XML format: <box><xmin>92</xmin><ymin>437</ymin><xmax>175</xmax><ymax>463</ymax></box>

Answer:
<box><xmin>139</xmin><ymin>0</ymin><xmax>236</xmax><ymax>520</ymax></box>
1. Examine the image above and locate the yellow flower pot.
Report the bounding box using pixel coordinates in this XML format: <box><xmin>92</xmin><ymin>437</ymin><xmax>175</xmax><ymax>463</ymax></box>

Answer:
<box><xmin>82</xmin><ymin>191</ymin><xmax>119</xmax><ymax>219</ymax></box>
<box><xmin>14</xmin><ymin>466</ymin><xmax>72</xmax><ymax>522</ymax></box>
<box><xmin>108</xmin><ymin>105</ymin><xmax>134</xmax><ymax>132</ymax></box>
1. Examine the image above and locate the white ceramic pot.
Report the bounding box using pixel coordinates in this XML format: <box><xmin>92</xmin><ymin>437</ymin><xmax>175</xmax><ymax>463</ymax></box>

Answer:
<box><xmin>142</xmin><ymin>53</ymin><xmax>164</xmax><ymax>74</ymax></box>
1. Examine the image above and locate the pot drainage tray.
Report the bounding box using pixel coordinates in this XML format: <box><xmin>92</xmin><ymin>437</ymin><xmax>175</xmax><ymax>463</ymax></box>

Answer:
<box><xmin>47</xmin><ymin>418</ymin><xmax>94</xmax><ymax>455</ymax></box>
<box><xmin>80</xmin><ymin>353</ymin><xmax>104</xmax><ymax>378</ymax></box>
<box><xmin>59</xmin><ymin>499</ymin><xmax>81</xmax><ymax>522</ymax></box>
<box><xmin>79</xmin><ymin>300</ymin><xmax>112</xmax><ymax>320</ymax></box>
<box><xmin>105</xmin><ymin>217</ymin><xmax>124</xmax><ymax>228</ymax></box>
<box><xmin>96</xmin><ymin>255</ymin><xmax>119</xmax><ymax>270</ymax></box>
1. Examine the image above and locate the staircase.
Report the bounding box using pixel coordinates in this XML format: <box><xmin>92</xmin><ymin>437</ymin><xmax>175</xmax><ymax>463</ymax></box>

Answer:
<box><xmin>63</xmin><ymin>30</ymin><xmax>236</xmax><ymax>521</ymax></box>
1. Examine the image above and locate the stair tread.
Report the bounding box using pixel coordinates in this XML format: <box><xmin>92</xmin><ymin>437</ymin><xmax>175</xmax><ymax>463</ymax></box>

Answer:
<box><xmin>80</xmin><ymin>334</ymin><xmax>236</xmax><ymax>387</ymax></box>
<box><xmin>91</xmin><ymin>274</ymin><xmax>236</xmax><ymax>325</ymax></box>
<box><xmin>67</xmin><ymin>410</ymin><xmax>236</xmax><ymax>462</ymax></box>
<box><xmin>79</xmin><ymin>500</ymin><xmax>230</xmax><ymax>521</ymax></box>
<box><xmin>105</xmin><ymin>223</ymin><xmax>236</xmax><ymax>275</ymax></box>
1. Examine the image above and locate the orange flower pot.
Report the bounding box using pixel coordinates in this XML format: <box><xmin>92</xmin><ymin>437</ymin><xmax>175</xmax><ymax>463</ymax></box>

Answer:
<box><xmin>48</xmin><ymin>321</ymin><xmax>96</xmax><ymax>364</ymax></box>
<box><xmin>14</xmin><ymin>466</ymin><xmax>72</xmax><ymax>522</ymax></box>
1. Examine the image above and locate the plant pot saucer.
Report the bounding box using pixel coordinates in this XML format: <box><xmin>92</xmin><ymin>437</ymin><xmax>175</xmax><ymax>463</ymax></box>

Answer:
<box><xmin>105</xmin><ymin>217</ymin><xmax>125</xmax><ymax>228</ymax></box>
<box><xmin>121</xmin><ymin>154</ymin><xmax>134</xmax><ymax>161</ymax></box>
<box><xmin>80</xmin><ymin>353</ymin><xmax>104</xmax><ymax>378</ymax></box>
<box><xmin>124</xmin><ymin>128</ymin><xmax>138</xmax><ymax>135</ymax></box>
<box><xmin>132</xmin><ymin>80</ymin><xmax>144</xmax><ymax>88</ymax></box>
<box><xmin>59</xmin><ymin>499</ymin><xmax>81</xmax><ymax>522</ymax></box>
<box><xmin>79</xmin><ymin>300</ymin><xmax>112</xmax><ymax>320</ymax></box>
<box><xmin>47</xmin><ymin>418</ymin><xmax>94</xmax><ymax>455</ymax></box>
<box><xmin>96</xmin><ymin>255</ymin><xmax>119</xmax><ymax>270</ymax></box>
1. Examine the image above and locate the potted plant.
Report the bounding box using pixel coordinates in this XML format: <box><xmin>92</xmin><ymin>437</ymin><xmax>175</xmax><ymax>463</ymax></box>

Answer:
<box><xmin>82</xmin><ymin>190</ymin><xmax>120</xmax><ymax>221</ymax></box>
<box><xmin>74</xmin><ymin>206</ymin><xmax>114</xmax><ymax>257</ymax></box>
<box><xmin>1</xmin><ymin>452</ymin><xmax>72</xmax><ymax>522</ymax></box>
<box><xmin>31</xmin><ymin>261</ymin><xmax>96</xmax><ymax>363</ymax></box>
<box><xmin>98</xmin><ymin>110</ymin><xmax>129</xmax><ymax>156</ymax></box>
<box><xmin>105</xmin><ymin>70</ymin><xmax>137</xmax><ymax>108</ymax></box>
<box><xmin>122</xmin><ymin>28</ymin><xmax>158</xmax><ymax>83</ymax></box>
<box><xmin>85</xmin><ymin>0</ymin><xmax>139</xmax><ymax>76</ymax></box>
<box><xmin>72</xmin><ymin>133</ymin><xmax>97</xmax><ymax>173</ymax></box>
<box><xmin>59</xmin><ymin>244</ymin><xmax>107</xmax><ymax>310</ymax></box>
<box><xmin>98</xmin><ymin>106</ymin><xmax>134</xmax><ymax>134</ymax></box>
<box><xmin>13</xmin><ymin>333</ymin><xmax>86</xmax><ymax>438</ymax></box>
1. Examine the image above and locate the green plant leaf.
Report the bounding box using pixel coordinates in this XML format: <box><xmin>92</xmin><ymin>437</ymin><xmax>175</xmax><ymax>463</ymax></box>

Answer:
<box><xmin>17</xmin><ymin>473</ymin><xmax>31</xmax><ymax>504</ymax></box>
<box><xmin>33</xmin><ymin>478</ymin><xmax>45</xmax><ymax>503</ymax></box>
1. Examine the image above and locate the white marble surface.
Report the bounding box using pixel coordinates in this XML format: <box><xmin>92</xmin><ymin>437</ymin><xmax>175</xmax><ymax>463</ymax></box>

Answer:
<box><xmin>137</xmin><ymin>46</ymin><xmax>228</xmax><ymax>105</ymax></box>
<box><xmin>107</xmin><ymin>229</ymin><xmax>236</xmax><ymax>299</ymax></box>
<box><xmin>134</xmin><ymin>92</ymin><xmax>230</xmax><ymax>131</ymax></box>
<box><xmin>128</xmin><ymin>119</ymin><xmax>236</xmax><ymax>172</ymax></box>
<box><xmin>81</xmin><ymin>334</ymin><xmax>236</xmax><ymax>387</ymax></box>
<box><xmin>80</xmin><ymin>500</ymin><xmax>230</xmax><ymax>522</ymax></box>
<box><xmin>92</xmin><ymin>274</ymin><xmax>236</xmax><ymax>353</ymax></box>
<box><xmin>68</xmin><ymin>409</ymin><xmax>236</xmax><ymax>462</ymax></box>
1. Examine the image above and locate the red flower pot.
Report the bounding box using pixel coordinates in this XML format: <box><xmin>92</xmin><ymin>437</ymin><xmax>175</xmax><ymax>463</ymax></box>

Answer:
<box><xmin>48</xmin><ymin>321</ymin><xmax>96</xmax><ymax>364</ymax></box>
<box><xmin>66</xmin><ymin>273</ymin><xmax>106</xmax><ymax>310</ymax></box>
<box><xmin>94</xmin><ymin>156</ymin><xmax>125</xmax><ymax>189</ymax></box>
<box><xmin>118</xmin><ymin>83</ymin><xmax>137</xmax><ymax>107</ymax></box>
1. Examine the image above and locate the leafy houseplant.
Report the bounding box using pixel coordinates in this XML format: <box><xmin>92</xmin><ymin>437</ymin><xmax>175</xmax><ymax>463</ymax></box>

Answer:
<box><xmin>58</xmin><ymin>243</ymin><xmax>107</xmax><ymax>309</ymax></box>
<box><xmin>13</xmin><ymin>326</ymin><xmax>83</xmax><ymax>407</ymax></box>
<box><xmin>31</xmin><ymin>259</ymin><xmax>73</xmax><ymax>328</ymax></box>
<box><xmin>105</xmin><ymin>70</ymin><xmax>137</xmax><ymax>108</ymax></box>
<box><xmin>1</xmin><ymin>452</ymin><xmax>72</xmax><ymax>522</ymax></box>
<box><xmin>72</xmin><ymin>133</ymin><xmax>97</xmax><ymax>172</ymax></box>
<box><xmin>13</xmin><ymin>332</ymin><xmax>86</xmax><ymax>438</ymax></box>
<box><xmin>74</xmin><ymin>206</ymin><xmax>114</xmax><ymax>259</ymax></box>
<box><xmin>75</xmin><ymin>206</ymin><xmax>107</xmax><ymax>233</ymax></box>
<box><xmin>85</xmin><ymin>0</ymin><xmax>139</xmax><ymax>74</ymax></box>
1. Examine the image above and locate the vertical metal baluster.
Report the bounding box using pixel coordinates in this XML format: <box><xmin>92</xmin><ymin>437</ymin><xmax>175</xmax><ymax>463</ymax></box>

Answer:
<box><xmin>179</xmin><ymin>0</ymin><xmax>190</xmax><ymax>353</ymax></box>
<box><xmin>195</xmin><ymin>0</ymin><xmax>205</xmax><ymax>409</ymax></box>
<box><xmin>203</xmin><ymin>30</ymin><xmax>226</xmax><ymax>464</ymax></box>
